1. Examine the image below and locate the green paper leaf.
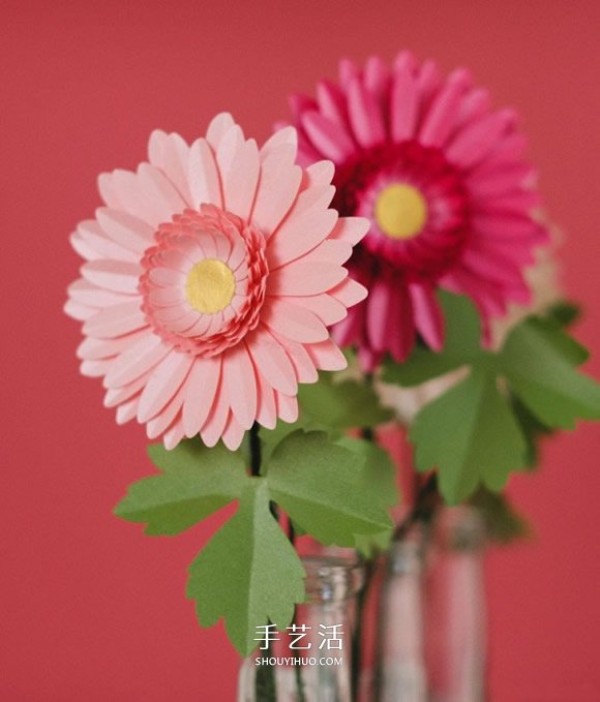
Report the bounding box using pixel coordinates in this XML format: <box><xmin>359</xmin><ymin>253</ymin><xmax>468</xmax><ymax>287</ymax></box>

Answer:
<box><xmin>298</xmin><ymin>374</ymin><xmax>393</xmax><ymax>429</ymax></box>
<box><xmin>410</xmin><ymin>369</ymin><xmax>528</xmax><ymax>503</ymax></box>
<box><xmin>470</xmin><ymin>488</ymin><xmax>532</xmax><ymax>545</ymax></box>
<box><xmin>114</xmin><ymin>441</ymin><xmax>248</xmax><ymax>535</ymax></box>
<box><xmin>266</xmin><ymin>431</ymin><xmax>393</xmax><ymax>546</ymax></box>
<box><xmin>501</xmin><ymin>318</ymin><xmax>600</xmax><ymax>428</ymax></box>
<box><xmin>545</xmin><ymin>300</ymin><xmax>582</xmax><ymax>328</ymax></box>
<box><xmin>383</xmin><ymin>291</ymin><xmax>482</xmax><ymax>387</ymax></box>
<box><xmin>187</xmin><ymin>480</ymin><xmax>305</xmax><ymax>656</ymax></box>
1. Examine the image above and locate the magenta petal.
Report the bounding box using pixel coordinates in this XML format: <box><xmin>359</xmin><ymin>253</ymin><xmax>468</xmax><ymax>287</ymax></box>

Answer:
<box><xmin>366</xmin><ymin>277</ymin><xmax>392</xmax><ymax>352</ymax></box>
<box><xmin>419</xmin><ymin>69</ymin><xmax>471</xmax><ymax>147</ymax></box>
<box><xmin>390</xmin><ymin>66</ymin><xmax>418</xmax><ymax>142</ymax></box>
<box><xmin>301</xmin><ymin>111</ymin><xmax>355</xmax><ymax>162</ymax></box>
<box><xmin>347</xmin><ymin>78</ymin><xmax>386</xmax><ymax>148</ymax></box>
<box><xmin>408</xmin><ymin>282</ymin><xmax>445</xmax><ymax>350</ymax></box>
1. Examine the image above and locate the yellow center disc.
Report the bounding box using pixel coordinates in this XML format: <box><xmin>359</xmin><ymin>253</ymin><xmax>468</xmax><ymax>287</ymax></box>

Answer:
<box><xmin>185</xmin><ymin>259</ymin><xmax>235</xmax><ymax>314</ymax></box>
<box><xmin>374</xmin><ymin>183</ymin><xmax>428</xmax><ymax>239</ymax></box>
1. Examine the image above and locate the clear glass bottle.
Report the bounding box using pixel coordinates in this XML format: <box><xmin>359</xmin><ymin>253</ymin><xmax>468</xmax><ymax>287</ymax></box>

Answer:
<box><xmin>374</xmin><ymin>525</ymin><xmax>428</xmax><ymax>702</ymax></box>
<box><xmin>424</xmin><ymin>506</ymin><xmax>487</xmax><ymax>702</ymax></box>
<box><xmin>238</xmin><ymin>556</ymin><xmax>364</xmax><ymax>702</ymax></box>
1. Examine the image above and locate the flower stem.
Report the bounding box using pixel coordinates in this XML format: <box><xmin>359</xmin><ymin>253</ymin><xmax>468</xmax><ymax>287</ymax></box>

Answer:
<box><xmin>249</xmin><ymin>423</ymin><xmax>277</xmax><ymax>702</ymax></box>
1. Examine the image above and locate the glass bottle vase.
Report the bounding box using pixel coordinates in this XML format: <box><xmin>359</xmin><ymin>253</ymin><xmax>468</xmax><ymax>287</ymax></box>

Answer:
<box><xmin>374</xmin><ymin>525</ymin><xmax>428</xmax><ymax>702</ymax></box>
<box><xmin>424</xmin><ymin>506</ymin><xmax>487</xmax><ymax>702</ymax></box>
<box><xmin>238</xmin><ymin>556</ymin><xmax>364</xmax><ymax>702</ymax></box>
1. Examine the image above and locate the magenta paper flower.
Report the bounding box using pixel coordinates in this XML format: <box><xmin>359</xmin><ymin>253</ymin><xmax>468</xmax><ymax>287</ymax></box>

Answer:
<box><xmin>65</xmin><ymin>114</ymin><xmax>368</xmax><ymax>450</ymax></box>
<box><xmin>286</xmin><ymin>53</ymin><xmax>549</xmax><ymax>370</ymax></box>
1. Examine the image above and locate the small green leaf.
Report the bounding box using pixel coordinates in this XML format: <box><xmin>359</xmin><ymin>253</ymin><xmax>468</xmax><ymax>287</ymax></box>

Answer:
<box><xmin>187</xmin><ymin>480</ymin><xmax>305</xmax><ymax>656</ymax></box>
<box><xmin>470</xmin><ymin>488</ymin><xmax>532</xmax><ymax>545</ymax></box>
<box><xmin>410</xmin><ymin>369</ymin><xmax>527</xmax><ymax>503</ymax></box>
<box><xmin>383</xmin><ymin>291</ymin><xmax>482</xmax><ymax>387</ymax></box>
<box><xmin>336</xmin><ymin>437</ymin><xmax>399</xmax><ymax>508</ymax></box>
<box><xmin>298</xmin><ymin>375</ymin><xmax>393</xmax><ymax>429</ymax></box>
<box><xmin>267</xmin><ymin>431</ymin><xmax>393</xmax><ymax>546</ymax></box>
<box><xmin>501</xmin><ymin>318</ymin><xmax>600</xmax><ymax>428</ymax></box>
<box><xmin>545</xmin><ymin>300</ymin><xmax>582</xmax><ymax>328</ymax></box>
<box><xmin>114</xmin><ymin>442</ymin><xmax>248</xmax><ymax>535</ymax></box>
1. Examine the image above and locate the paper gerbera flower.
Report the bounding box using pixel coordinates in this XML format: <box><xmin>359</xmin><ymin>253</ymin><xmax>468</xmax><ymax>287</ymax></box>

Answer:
<box><xmin>65</xmin><ymin>113</ymin><xmax>368</xmax><ymax>450</ymax></box>
<box><xmin>286</xmin><ymin>52</ymin><xmax>549</xmax><ymax>370</ymax></box>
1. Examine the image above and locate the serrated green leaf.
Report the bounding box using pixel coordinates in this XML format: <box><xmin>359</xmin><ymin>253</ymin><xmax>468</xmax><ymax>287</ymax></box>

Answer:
<box><xmin>501</xmin><ymin>318</ymin><xmax>600</xmax><ymax>428</ymax></box>
<box><xmin>114</xmin><ymin>442</ymin><xmax>248</xmax><ymax>535</ymax></box>
<box><xmin>509</xmin><ymin>392</ymin><xmax>553</xmax><ymax>469</ymax></box>
<box><xmin>298</xmin><ymin>375</ymin><xmax>393</xmax><ymax>429</ymax></box>
<box><xmin>187</xmin><ymin>480</ymin><xmax>305</xmax><ymax>656</ymax></box>
<box><xmin>383</xmin><ymin>291</ymin><xmax>482</xmax><ymax>387</ymax></box>
<box><xmin>266</xmin><ymin>431</ymin><xmax>393</xmax><ymax>546</ymax></box>
<box><xmin>410</xmin><ymin>369</ymin><xmax>527</xmax><ymax>503</ymax></box>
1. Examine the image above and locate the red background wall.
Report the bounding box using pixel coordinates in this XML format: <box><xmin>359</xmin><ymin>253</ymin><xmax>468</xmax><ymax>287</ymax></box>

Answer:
<box><xmin>2</xmin><ymin>1</ymin><xmax>599</xmax><ymax>700</ymax></box>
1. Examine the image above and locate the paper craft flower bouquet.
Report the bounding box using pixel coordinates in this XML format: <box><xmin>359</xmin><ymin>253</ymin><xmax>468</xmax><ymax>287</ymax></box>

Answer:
<box><xmin>65</xmin><ymin>52</ymin><xmax>600</xmax><ymax>700</ymax></box>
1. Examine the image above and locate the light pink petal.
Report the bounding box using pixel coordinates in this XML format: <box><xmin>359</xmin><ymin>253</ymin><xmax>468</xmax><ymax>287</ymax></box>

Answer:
<box><xmin>116</xmin><ymin>397</ymin><xmax>139</xmax><ymax>425</ymax></box>
<box><xmin>408</xmin><ymin>282</ymin><xmax>444</xmax><ymax>350</ymax></box>
<box><xmin>216</xmin><ymin>124</ymin><xmax>245</xmax><ymax>183</ymax></box>
<box><xmin>69</xmin><ymin>231</ymin><xmax>100</xmax><ymax>261</ymax></box>
<box><xmin>68</xmin><ymin>279</ymin><xmax>129</xmax><ymax>308</ymax></box>
<box><xmin>305</xmin><ymin>339</ymin><xmax>347</xmax><ymax>371</ymax></box>
<box><xmin>256</xmin><ymin>371</ymin><xmax>277</xmax><ymax>430</ymax></box>
<box><xmin>137</xmin><ymin>349</ymin><xmax>194</xmax><ymax>423</ymax></box>
<box><xmin>305</xmin><ymin>160</ymin><xmax>335</xmax><ymax>187</ymax></box>
<box><xmin>221</xmin><ymin>415</ymin><xmax>246</xmax><ymax>451</ymax></box>
<box><xmin>146</xmin><ymin>385</ymin><xmax>185</xmax><ymax>439</ymax></box>
<box><xmin>224</xmin><ymin>138</ymin><xmax>260</xmax><ymax>221</ymax></box>
<box><xmin>81</xmin><ymin>260</ymin><xmax>141</xmax><ymax>295</ymax></box>
<box><xmin>188</xmin><ymin>138</ymin><xmax>222</xmax><ymax>208</ymax></box>
<box><xmin>109</xmin><ymin>168</ymin><xmax>179</xmax><ymax>227</ymax></box>
<box><xmin>77</xmin><ymin>332</ymin><xmax>146</xmax><ymax>361</ymax></box>
<box><xmin>148</xmin><ymin>130</ymin><xmax>193</xmax><ymax>205</ymax></box>
<box><xmin>275</xmin><ymin>393</ymin><xmax>299</xmax><ymax>424</ymax></box>
<box><xmin>75</xmin><ymin>221</ymin><xmax>138</xmax><ymax>262</ymax></box>
<box><xmin>200</xmin><ymin>393</ymin><xmax>230</xmax><ymax>448</ymax></box>
<box><xmin>163</xmin><ymin>418</ymin><xmax>186</xmax><ymax>450</ymax></box>
<box><xmin>80</xmin><ymin>359</ymin><xmax>112</xmax><ymax>378</ymax></box>
<box><xmin>103</xmin><ymin>370</ymin><xmax>152</xmax><ymax>408</ymax></box>
<box><xmin>96</xmin><ymin>208</ymin><xmax>154</xmax><ymax>253</ymax></box>
<box><xmin>260</xmin><ymin>126</ymin><xmax>297</xmax><ymax>163</ymax></box>
<box><xmin>222</xmin><ymin>345</ymin><xmax>257</xmax><ymax>430</ymax></box>
<box><xmin>206</xmin><ymin>113</ymin><xmax>236</xmax><ymax>151</ymax></box>
<box><xmin>137</xmin><ymin>163</ymin><xmax>187</xmax><ymax>219</ymax></box>
<box><xmin>301</xmin><ymin>111</ymin><xmax>355</xmax><ymax>163</ymax></box>
<box><xmin>247</xmin><ymin>328</ymin><xmax>297</xmax><ymax>395</ymax></box>
<box><xmin>182</xmin><ymin>356</ymin><xmax>222</xmax><ymax>437</ymax></box>
<box><xmin>269</xmin><ymin>334</ymin><xmax>319</xmax><ymax>384</ymax></box>
<box><xmin>268</xmin><ymin>261</ymin><xmax>347</xmax><ymax>296</ymax></box>
<box><xmin>64</xmin><ymin>299</ymin><xmax>96</xmax><ymax>321</ymax></box>
<box><xmin>328</xmin><ymin>216</ymin><xmax>369</xmax><ymax>245</ymax></box>
<box><xmin>251</xmin><ymin>154</ymin><xmax>302</xmax><ymax>235</ymax></box>
<box><xmin>419</xmin><ymin>69</ymin><xmax>471</xmax><ymax>147</ymax></box>
<box><xmin>98</xmin><ymin>172</ymin><xmax>125</xmax><ymax>210</ymax></box>
<box><xmin>268</xmin><ymin>209</ymin><xmax>337</xmax><ymax>268</ymax></box>
<box><xmin>347</xmin><ymin>77</ymin><xmax>386</xmax><ymax>148</ymax></box>
<box><xmin>291</xmin><ymin>184</ymin><xmax>335</xmax><ymax>219</ymax></box>
<box><xmin>83</xmin><ymin>301</ymin><xmax>146</xmax><ymax>338</ymax></box>
<box><xmin>263</xmin><ymin>299</ymin><xmax>329</xmax><ymax>344</ymax></box>
<box><xmin>104</xmin><ymin>333</ymin><xmax>171</xmax><ymax>389</ymax></box>
<box><xmin>329</xmin><ymin>278</ymin><xmax>368</xmax><ymax>308</ymax></box>
<box><xmin>287</xmin><ymin>293</ymin><xmax>347</xmax><ymax>326</ymax></box>
<box><xmin>390</xmin><ymin>65</ymin><xmax>418</xmax><ymax>142</ymax></box>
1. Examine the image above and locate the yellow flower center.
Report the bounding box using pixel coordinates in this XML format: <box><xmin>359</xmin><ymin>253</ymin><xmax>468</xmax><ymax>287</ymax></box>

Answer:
<box><xmin>185</xmin><ymin>259</ymin><xmax>236</xmax><ymax>314</ymax></box>
<box><xmin>374</xmin><ymin>183</ymin><xmax>428</xmax><ymax>239</ymax></box>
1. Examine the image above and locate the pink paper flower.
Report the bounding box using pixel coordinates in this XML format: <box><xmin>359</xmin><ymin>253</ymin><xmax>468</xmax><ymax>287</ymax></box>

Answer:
<box><xmin>286</xmin><ymin>53</ymin><xmax>549</xmax><ymax>370</ymax></box>
<box><xmin>65</xmin><ymin>114</ymin><xmax>368</xmax><ymax>450</ymax></box>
